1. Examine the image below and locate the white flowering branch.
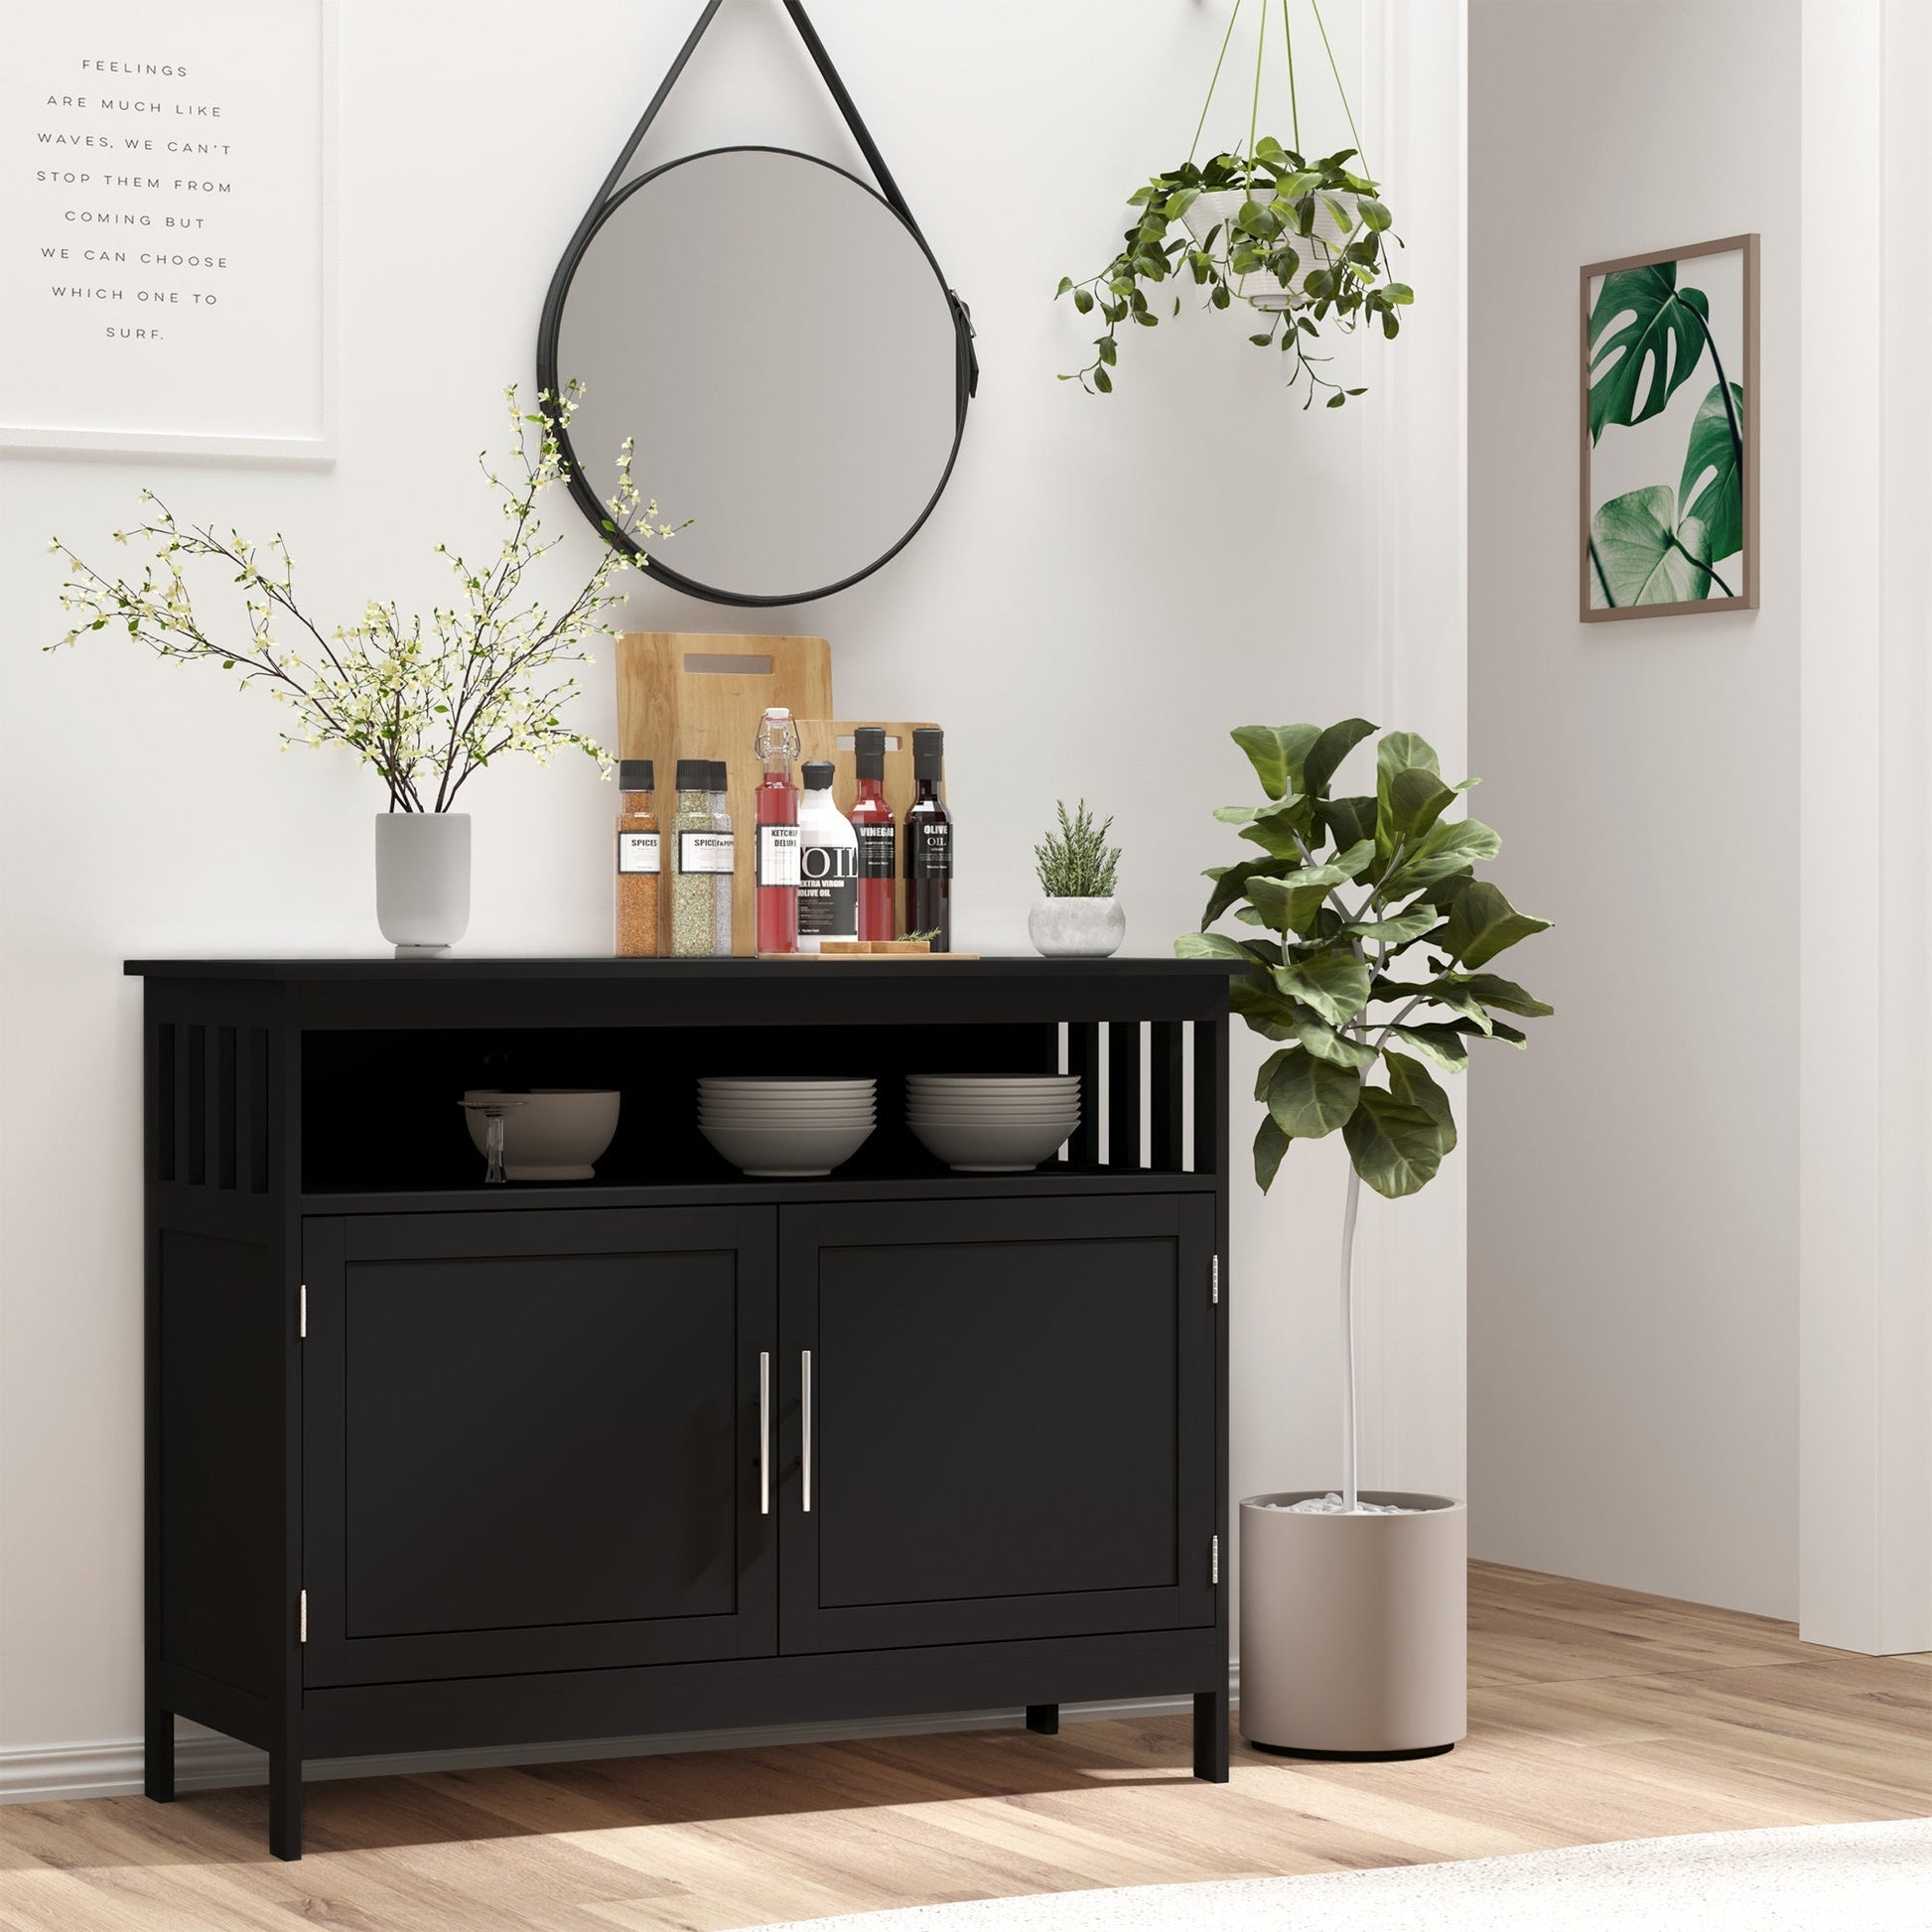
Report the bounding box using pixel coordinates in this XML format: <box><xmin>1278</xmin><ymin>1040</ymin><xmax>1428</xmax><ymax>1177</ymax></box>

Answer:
<box><xmin>49</xmin><ymin>381</ymin><xmax>679</xmax><ymax>812</ymax></box>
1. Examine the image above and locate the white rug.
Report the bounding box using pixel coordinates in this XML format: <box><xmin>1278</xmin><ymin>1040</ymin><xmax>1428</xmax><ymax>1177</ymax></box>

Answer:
<box><xmin>757</xmin><ymin>1817</ymin><xmax>1932</xmax><ymax>1930</ymax></box>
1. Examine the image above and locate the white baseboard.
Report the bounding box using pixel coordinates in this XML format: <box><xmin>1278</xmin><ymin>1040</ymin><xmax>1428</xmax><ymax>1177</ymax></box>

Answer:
<box><xmin>0</xmin><ymin>1670</ymin><xmax>1241</xmax><ymax>1806</ymax></box>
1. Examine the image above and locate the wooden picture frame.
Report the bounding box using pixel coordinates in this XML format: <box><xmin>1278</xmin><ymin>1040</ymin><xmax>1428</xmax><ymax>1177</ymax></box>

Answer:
<box><xmin>1580</xmin><ymin>233</ymin><xmax>1758</xmax><ymax>621</ymax></box>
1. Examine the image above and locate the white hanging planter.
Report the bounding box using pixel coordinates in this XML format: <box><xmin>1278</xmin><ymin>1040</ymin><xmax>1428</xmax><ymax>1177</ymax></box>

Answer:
<box><xmin>374</xmin><ymin>811</ymin><xmax>471</xmax><ymax>957</ymax></box>
<box><xmin>1180</xmin><ymin>183</ymin><xmax>1365</xmax><ymax>314</ymax></box>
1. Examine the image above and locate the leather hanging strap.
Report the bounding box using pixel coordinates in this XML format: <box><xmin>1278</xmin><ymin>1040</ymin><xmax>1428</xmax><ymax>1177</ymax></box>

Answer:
<box><xmin>563</xmin><ymin>0</ymin><xmax>977</xmax><ymax>399</ymax></box>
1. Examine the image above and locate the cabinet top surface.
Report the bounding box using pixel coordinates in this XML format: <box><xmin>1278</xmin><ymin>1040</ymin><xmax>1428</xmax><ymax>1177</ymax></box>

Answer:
<box><xmin>124</xmin><ymin>955</ymin><xmax>1237</xmax><ymax>983</ymax></box>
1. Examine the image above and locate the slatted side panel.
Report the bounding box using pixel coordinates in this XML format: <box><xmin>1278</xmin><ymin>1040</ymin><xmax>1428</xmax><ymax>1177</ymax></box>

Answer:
<box><xmin>1063</xmin><ymin>1015</ymin><xmax>1214</xmax><ymax>1177</ymax></box>
<box><xmin>160</xmin><ymin>1022</ymin><xmax>272</xmax><ymax>1195</ymax></box>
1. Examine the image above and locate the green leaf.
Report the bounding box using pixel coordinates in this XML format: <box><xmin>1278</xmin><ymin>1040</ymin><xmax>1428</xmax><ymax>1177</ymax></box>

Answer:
<box><xmin>1378</xmin><ymin>766</ymin><xmax>1459</xmax><ymax>856</ymax></box>
<box><xmin>1173</xmin><ymin>931</ymin><xmax>1258</xmax><ymax>965</ymax></box>
<box><xmin>1589</xmin><ymin>487</ymin><xmax>1712</xmax><ymax>609</ymax></box>
<box><xmin>1348</xmin><ymin>907</ymin><xmax>1442</xmax><ymax>945</ymax></box>
<box><xmin>1318</xmin><ymin>794</ymin><xmax>1378</xmax><ymax>850</ymax></box>
<box><xmin>1679</xmin><ymin>381</ymin><xmax>1745</xmax><ymax>562</ymax></box>
<box><xmin>1214</xmin><ymin>805</ymin><xmax>1260</xmax><ymax>825</ymax></box>
<box><xmin>1055</xmin><ymin>276</ymin><xmax>1074</xmax><ymax>296</ymax></box>
<box><xmin>1273</xmin><ymin>951</ymin><xmax>1371</xmax><ymax>1028</ymax></box>
<box><xmin>1443</xmin><ymin>881</ymin><xmax>1552</xmax><ymax>969</ymax></box>
<box><xmin>1246</xmin><ymin>873</ymin><xmax>1329</xmax><ymax>934</ymax></box>
<box><xmin>1455</xmin><ymin>971</ymin><xmax>1554</xmax><ymax>1018</ymax></box>
<box><xmin>1389</xmin><ymin>1024</ymin><xmax>1469</xmax><ymax>1073</ymax></box>
<box><xmin>1073</xmin><ymin>287</ymin><xmax>1095</xmax><ymax>314</ymax></box>
<box><xmin>1343</xmin><ymin>1052</ymin><xmax>1457</xmax><ymax>1198</ymax></box>
<box><xmin>1231</xmin><ymin>724</ymin><xmax>1321</xmax><ymax>800</ymax></box>
<box><xmin>1264</xmin><ymin>1046</ymin><xmax>1362</xmax><ymax>1140</ymax></box>
<box><xmin>1280</xmin><ymin>1003</ymin><xmax>1376</xmax><ymax>1069</ymax></box>
<box><xmin>1382</xmin><ymin>818</ymin><xmax>1503</xmax><ymax>895</ymax></box>
<box><xmin>1199</xmin><ymin>858</ymin><xmax>1277</xmax><ymax>927</ymax></box>
<box><xmin>1236</xmin><ymin>793</ymin><xmax>1316</xmax><ymax>859</ymax></box>
<box><xmin>1301</xmin><ymin>718</ymin><xmax>1377</xmax><ymax>797</ymax></box>
<box><xmin>1376</xmin><ymin>731</ymin><xmax>1440</xmax><ymax>783</ymax></box>
<box><xmin>1093</xmin><ymin>365</ymin><xmax>1113</xmax><ymax>394</ymax></box>
<box><xmin>1254</xmin><ymin>1114</ymin><xmax>1292</xmax><ymax>1192</ymax></box>
<box><xmin>1587</xmin><ymin>263</ymin><xmax>1709</xmax><ymax>443</ymax></box>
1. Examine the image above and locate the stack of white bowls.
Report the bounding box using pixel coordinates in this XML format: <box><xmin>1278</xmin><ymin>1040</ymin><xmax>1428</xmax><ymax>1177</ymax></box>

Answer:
<box><xmin>698</xmin><ymin>1077</ymin><xmax>876</xmax><ymax>1177</ymax></box>
<box><xmin>905</xmin><ymin>1074</ymin><xmax>1082</xmax><ymax>1173</ymax></box>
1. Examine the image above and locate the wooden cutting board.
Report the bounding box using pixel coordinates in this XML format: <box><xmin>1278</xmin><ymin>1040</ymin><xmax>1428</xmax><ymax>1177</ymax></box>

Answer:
<box><xmin>616</xmin><ymin>633</ymin><xmax>833</xmax><ymax>954</ymax></box>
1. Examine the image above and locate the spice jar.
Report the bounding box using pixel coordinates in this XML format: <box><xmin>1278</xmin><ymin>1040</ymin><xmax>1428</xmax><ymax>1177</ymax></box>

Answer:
<box><xmin>615</xmin><ymin>759</ymin><xmax>661</xmax><ymax>957</ymax></box>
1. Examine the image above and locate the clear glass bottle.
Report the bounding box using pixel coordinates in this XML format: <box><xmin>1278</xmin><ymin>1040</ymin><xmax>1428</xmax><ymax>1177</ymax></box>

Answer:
<box><xmin>796</xmin><ymin>759</ymin><xmax>858</xmax><ymax>951</ymax></box>
<box><xmin>709</xmin><ymin>759</ymin><xmax>735</xmax><ymax>957</ymax></box>
<box><xmin>671</xmin><ymin>758</ymin><xmax>729</xmax><ymax>957</ymax></box>
<box><xmin>755</xmin><ymin>707</ymin><xmax>801</xmax><ymax>955</ymax></box>
<box><xmin>615</xmin><ymin>758</ymin><xmax>660</xmax><ymax>957</ymax></box>
<box><xmin>851</xmin><ymin>725</ymin><xmax>897</xmax><ymax>943</ymax></box>
<box><xmin>904</xmin><ymin>727</ymin><xmax>952</xmax><ymax>950</ymax></box>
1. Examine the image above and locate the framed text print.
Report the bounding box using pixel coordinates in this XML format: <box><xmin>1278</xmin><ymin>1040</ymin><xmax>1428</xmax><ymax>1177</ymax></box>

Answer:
<box><xmin>0</xmin><ymin>0</ymin><xmax>337</xmax><ymax>462</ymax></box>
<box><xmin>1581</xmin><ymin>233</ymin><xmax>1758</xmax><ymax>621</ymax></box>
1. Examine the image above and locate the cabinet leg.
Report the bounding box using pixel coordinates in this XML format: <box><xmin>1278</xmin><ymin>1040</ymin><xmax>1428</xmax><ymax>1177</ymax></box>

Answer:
<box><xmin>268</xmin><ymin>1749</ymin><xmax>303</xmax><ymax>1862</ymax></box>
<box><xmin>1025</xmin><ymin>1703</ymin><xmax>1059</xmax><ymax>1735</ymax></box>
<box><xmin>143</xmin><ymin>1703</ymin><xmax>174</xmax><ymax>1803</ymax></box>
<box><xmin>1193</xmin><ymin>1686</ymin><xmax>1230</xmax><ymax>1782</ymax></box>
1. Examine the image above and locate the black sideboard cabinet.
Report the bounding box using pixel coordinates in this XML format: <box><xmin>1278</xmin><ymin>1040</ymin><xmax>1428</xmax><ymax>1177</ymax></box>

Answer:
<box><xmin>127</xmin><ymin>956</ymin><xmax>1233</xmax><ymax>1859</ymax></box>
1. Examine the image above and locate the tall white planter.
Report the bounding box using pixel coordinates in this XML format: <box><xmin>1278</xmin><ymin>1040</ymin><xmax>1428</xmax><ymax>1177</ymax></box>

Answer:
<box><xmin>374</xmin><ymin>811</ymin><xmax>471</xmax><ymax>956</ymax></box>
<box><xmin>1239</xmin><ymin>1491</ymin><xmax>1467</xmax><ymax>1757</ymax></box>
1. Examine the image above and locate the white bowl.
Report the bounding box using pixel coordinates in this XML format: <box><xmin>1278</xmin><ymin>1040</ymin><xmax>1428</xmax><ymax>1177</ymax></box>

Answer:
<box><xmin>462</xmin><ymin>1089</ymin><xmax>621</xmax><ymax>1181</ymax></box>
<box><xmin>906</xmin><ymin>1075</ymin><xmax>1079</xmax><ymax>1089</ymax></box>
<box><xmin>701</xmin><ymin>1112</ymin><xmax>876</xmax><ymax>1130</ymax></box>
<box><xmin>699</xmin><ymin>1119</ymin><xmax>874</xmax><ymax>1176</ymax></box>
<box><xmin>903</xmin><ymin>1105</ymin><xmax>1089</xmax><ymax>1120</ymax></box>
<box><xmin>701</xmin><ymin>1103</ymin><xmax>877</xmax><ymax>1121</ymax></box>
<box><xmin>701</xmin><ymin>1078</ymin><xmax>876</xmax><ymax>1093</ymax></box>
<box><xmin>699</xmin><ymin>1105</ymin><xmax>881</xmax><ymax>1120</ymax></box>
<box><xmin>908</xmin><ymin>1116</ymin><xmax>1073</xmax><ymax>1173</ymax></box>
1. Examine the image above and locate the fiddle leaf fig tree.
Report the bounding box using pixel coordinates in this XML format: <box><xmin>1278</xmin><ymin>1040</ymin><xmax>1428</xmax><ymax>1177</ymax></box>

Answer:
<box><xmin>1174</xmin><ymin>721</ymin><xmax>1553</xmax><ymax>1508</ymax></box>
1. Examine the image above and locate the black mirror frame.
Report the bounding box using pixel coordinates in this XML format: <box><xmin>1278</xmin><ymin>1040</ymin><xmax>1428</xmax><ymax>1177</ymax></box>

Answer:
<box><xmin>535</xmin><ymin>0</ymin><xmax>978</xmax><ymax>610</ymax></box>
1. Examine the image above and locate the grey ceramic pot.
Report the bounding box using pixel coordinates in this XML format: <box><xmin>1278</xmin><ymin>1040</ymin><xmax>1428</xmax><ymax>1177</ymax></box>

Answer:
<box><xmin>1028</xmin><ymin>897</ymin><xmax>1126</xmax><ymax>958</ymax></box>
<box><xmin>1239</xmin><ymin>1490</ymin><xmax>1467</xmax><ymax>1758</ymax></box>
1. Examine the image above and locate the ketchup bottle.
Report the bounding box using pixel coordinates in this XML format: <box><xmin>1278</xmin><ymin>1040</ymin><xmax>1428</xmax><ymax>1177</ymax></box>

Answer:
<box><xmin>754</xmin><ymin>708</ymin><xmax>801</xmax><ymax>954</ymax></box>
<box><xmin>850</xmin><ymin>725</ymin><xmax>897</xmax><ymax>942</ymax></box>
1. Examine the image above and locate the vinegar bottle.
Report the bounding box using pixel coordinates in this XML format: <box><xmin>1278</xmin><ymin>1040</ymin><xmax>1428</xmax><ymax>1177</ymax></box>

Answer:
<box><xmin>754</xmin><ymin>708</ymin><xmax>801</xmax><ymax>954</ymax></box>
<box><xmin>903</xmin><ymin>727</ymin><xmax>952</xmax><ymax>951</ymax></box>
<box><xmin>850</xmin><ymin>725</ymin><xmax>897</xmax><ymax>943</ymax></box>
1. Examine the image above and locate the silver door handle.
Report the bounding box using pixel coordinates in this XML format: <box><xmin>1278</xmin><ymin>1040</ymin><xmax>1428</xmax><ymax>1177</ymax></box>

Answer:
<box><xmin>759</xmin><ymin>1350</ymin><xmax>771</xmax><ymax>1516</ymax></box>
<box><xmin>801</xmin><ymin>1349</ymin><xmax>813</xmax><ymax>1513</ymax></box>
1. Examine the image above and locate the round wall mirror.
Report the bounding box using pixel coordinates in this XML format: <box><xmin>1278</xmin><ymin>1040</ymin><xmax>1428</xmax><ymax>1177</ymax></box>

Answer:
<box><xmin>544</xmin><ymin>145</ymin><xmax>972</xmax><ymax>607</ymax></box>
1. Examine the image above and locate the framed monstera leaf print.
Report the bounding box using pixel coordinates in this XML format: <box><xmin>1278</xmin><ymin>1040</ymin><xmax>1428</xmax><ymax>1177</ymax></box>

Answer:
<box><xmin>1581</xmin><ymin>234</ymin><xmax>1759</xmax><ymax>621</ymax></box>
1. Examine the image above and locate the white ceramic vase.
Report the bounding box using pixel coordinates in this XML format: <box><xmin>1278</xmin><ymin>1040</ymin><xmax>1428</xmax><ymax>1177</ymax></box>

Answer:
<box><xmin>1028</xmin><ymin>897</ymin><xmax>1126</xmax><ymax>959</ymax></box>
<box><xmin>374</xmin><ymin>811</ymin><xmax>471</xmax><ymax>956</ymax></box>
<box><xmin>1238</xmin><ymin>1490</ymin><xmax>1467</xmax><ymax>1757</ymax></box>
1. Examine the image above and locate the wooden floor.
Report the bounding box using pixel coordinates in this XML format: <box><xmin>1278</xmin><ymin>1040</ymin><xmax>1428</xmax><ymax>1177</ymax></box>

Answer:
<box><xmin>4</xmin><ymin>1563</ymin><xmax>1930</xmax><ymax>1932</ymax></box>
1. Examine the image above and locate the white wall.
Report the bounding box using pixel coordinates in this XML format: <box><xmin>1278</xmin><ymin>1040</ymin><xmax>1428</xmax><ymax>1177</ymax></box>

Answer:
<box><xmin>1467</xmin><ymin>0</ymin><xmax>1800</xmax><ymax>1616</ymax></box>
<box><xmin>0</xmin><ymin>0</ymin><xmax>1463</xmax><ymax>1770</ymax></box>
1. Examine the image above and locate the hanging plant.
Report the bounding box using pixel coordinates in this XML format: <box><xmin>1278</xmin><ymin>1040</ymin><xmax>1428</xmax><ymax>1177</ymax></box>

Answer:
<box><xmin>1056</xmin><ymin>0</ymin><xmax>1412</xmax><ymax>406</ymax></box>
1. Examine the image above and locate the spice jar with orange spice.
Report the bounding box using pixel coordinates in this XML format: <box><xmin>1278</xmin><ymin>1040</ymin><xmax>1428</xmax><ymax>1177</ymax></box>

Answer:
<box><xmin>615</xmin><ymin>759</ymin><xmax>661</xmax><ymax>956</ymax></box>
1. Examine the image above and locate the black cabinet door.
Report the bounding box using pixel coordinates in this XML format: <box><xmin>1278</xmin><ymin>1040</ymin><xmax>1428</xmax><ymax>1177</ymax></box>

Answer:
<box><xmin>777</xmin><ymin>1194</ymin><xmax>1217</xmax><ymax>1653</ymax></box>
<box><xmin>301</xmin><ymin>1208</ymin><xmax>776</xmax><ymax>1686</ymax></box>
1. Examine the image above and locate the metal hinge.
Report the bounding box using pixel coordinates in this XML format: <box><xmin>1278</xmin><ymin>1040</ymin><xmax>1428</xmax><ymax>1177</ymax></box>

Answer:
<box><xmin>1211</xmin><ymin>1256</ymin><xmax>1220</xmax><ymax>1305</ymax></box>
<box><xmin>1210</xmin><ymin>1535</ymin><xmax>1220</xmax><ymax>1584</ymax></box>
<box><xmin>298</xmin><ymin>1284</ymin><xmax>307</xmax><ymax>1340</ymax></box>
<box><xmin>298</xmin><ymin>1589</ymin><xmax>308</xmax><ymax>1643</ymax></box>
